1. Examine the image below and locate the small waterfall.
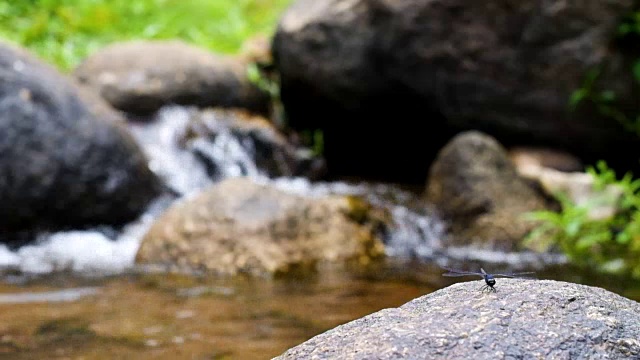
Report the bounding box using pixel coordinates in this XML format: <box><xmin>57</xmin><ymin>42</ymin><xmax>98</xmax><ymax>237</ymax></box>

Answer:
<box><xmin>384</xmin><ymin>205</ymin><xmax>445</xmax><ymax>259</ymax></box>
<box><xmin>129</xmin><ymin>107</ymin><xmax>213</xmax><ymax>196</ymax></box>
<box><xmin>0</xmin><ymin>104</ymin><xmax>488</xmax><ymax>276</ymax></box>
<box><xmin>129</xmin><ymin>106</ymin><xmax>267</xmax><ymax>196</ymax></box>
<box><xmin>269</xmin><ymin>178</ymin><xmax>446</xmax><ymax>260</ymax></box>
<box><xmin>190</xmin><ymin>130</ymin><xmax>261</xmax><ymax>180</ymax></box>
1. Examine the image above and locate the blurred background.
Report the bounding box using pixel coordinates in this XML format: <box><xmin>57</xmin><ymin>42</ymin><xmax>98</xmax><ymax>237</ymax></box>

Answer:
<box><xmin>0</xmin><ymin>0</ymin><xmax>639</xmax><ymax>359</ymax></box>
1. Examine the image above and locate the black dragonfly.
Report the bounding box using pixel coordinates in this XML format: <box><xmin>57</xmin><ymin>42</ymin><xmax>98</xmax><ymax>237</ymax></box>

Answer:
<box><xmin>441</xmin><ymin>266</ymin><xmax>535</xmax><ymax>293</ymax></box>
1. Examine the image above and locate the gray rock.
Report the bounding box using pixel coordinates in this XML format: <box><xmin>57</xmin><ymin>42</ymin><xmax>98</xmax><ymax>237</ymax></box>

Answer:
<box><xmin>426</xmin><ymin>131</ymin><xmax>551</xmax><ymax>250</ymax></box>
<box><xmin>273</xmin><ymin>0</ymin><xmax>638</xmax><ymax>181</ymax></box>
<box><xmin>73</xmin><ymin>40</ymin><xmax>269</xmax><ymax>115</ymax></box>
<box><xmin>0</xmin><ymin>42</ymin><xmax>161</xmax><ymax>235</ymax></box>
<box><xmin>276</xmin><ymin>279</ymin><xmax>640</xmax><ymax>359</ymax></box>
<box><xmin>135</xmin><ymin>177</ymin><xmax>387</xmax><ymax>276</ymax></box>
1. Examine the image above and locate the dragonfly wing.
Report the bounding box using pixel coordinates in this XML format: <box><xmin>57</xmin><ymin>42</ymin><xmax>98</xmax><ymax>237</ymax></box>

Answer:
<box><xmin>442</xmin><ymin>272</ymin><xmax>482</xmax><ymax>277</ymax></box>
<box><xmin>493</xmin><ymin>272</ymin><xmax>536</xmax><ymax>278</ymax></box>
<box><xmin>440</xmin><ymin>267</ymin><xmax>484</xmax><ymax>278</ymax></box>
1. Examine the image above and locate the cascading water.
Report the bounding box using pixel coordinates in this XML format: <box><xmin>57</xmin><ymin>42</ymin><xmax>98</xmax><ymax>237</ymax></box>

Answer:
<box><xmin>128</xmin><ymin>106</ymin><xmax>267</xmax><ymax>196</ymax></box>
<box><xmin>129</xmin><ymin>106</ymin><xmax>213</xmax><ymax>196</ymax></box>
<box><xmin>190</xmin><ymin>130</ymin><xmax>262</xmax><ymax>181</ymax></box>
<box><xmin>267</xmin><ymin>177</ymin><xmax>446</xmax><ymax>259</ymax></box>
<box><xmin>0</xmin><ymin>105</ymin><xmax>558</xmax><ymax>276</ymax></box>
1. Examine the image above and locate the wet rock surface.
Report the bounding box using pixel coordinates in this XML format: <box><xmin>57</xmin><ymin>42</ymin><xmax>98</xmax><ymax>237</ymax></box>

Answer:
<box><xmin>276</xmin><ymin>279</ymin><xmax>640</xmax><ymax>359</ymax></box>
<box><xmin>74</xmin><ymin>40</ymin><xmax>269</xmax><ymax>115</ymax></box>
<box><xmin>183</xmin><ymin>108</ymin><xmax>326</xmax><ymax>180</ymax></box>
<box><xmin>136</xmin><ymin>177</ymin><xmax>387</xmax><ymax>275</ymax></box>
<box><xmin>273</xmin><ymin>0</ymin><xmax>639</xmax><ymax>181</ymax></box>
<box><xmin>0</xmin><ymin>42</ymin><xmax>161</xmax><ymax>235</ymax></box>
<box><xmin>426</xmin><ymin>131</ymin><xmax>551</xmax><ymax>250</ymax></box>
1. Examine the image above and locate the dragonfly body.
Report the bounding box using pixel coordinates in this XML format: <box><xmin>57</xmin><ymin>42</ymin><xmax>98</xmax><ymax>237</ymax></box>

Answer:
<box><xmin>441</xmin><ymin>266</ymin><xmax>534</xmax><ymax>293</ymax></box>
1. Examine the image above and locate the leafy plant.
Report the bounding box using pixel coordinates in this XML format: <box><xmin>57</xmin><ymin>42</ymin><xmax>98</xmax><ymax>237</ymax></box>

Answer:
<box><xmin>568</xmin><ymin>5</ymin><xmax>640</xmax><ymax>137</ymax></box>
<box><xmin>247</xmin><ymin>61</ymin><xmax>287</xmax><ymax>129</ymax></box>
<box><xmin>617</xmin><ymin>8</ymin><xmax>640</xmax><ymax>37</ymax></box>
<box><xmin>569</xmin><ymin>67</ymin><xmax>640</xmax><ymax>137</ymax></box>
<box><xmin>525</xmin><ymin>162</ymin><xmax>640</xmax><ymax>278</ymax></box>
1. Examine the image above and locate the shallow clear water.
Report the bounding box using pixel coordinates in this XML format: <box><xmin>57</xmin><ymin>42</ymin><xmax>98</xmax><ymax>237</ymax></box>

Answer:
<box><xmin>0</xmin><ymin>262</ymin><xmax>437</xmax><ymax>359</ymax></box>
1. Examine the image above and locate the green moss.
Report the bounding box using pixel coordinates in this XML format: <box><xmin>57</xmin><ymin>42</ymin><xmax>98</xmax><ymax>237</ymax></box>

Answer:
<box><xmin>0</xmin><ymin>0</ymin><xmax>293</xmax><ymax>70</ymax></box>
<box><xmin>345</xmin><ymin>196</ymin><xmax>372</xmax><ymax>224</ymax></box>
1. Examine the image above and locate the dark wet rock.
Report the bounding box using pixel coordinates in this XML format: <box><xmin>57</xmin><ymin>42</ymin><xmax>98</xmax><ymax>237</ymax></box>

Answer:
<box><xmin>273</xmin><ymin>0</ymin><xmax>639</xmax><ymax>182</ymax></box>
<box><xmin>183</xmin><ymin>108</ymin><xmax>326</xmax><ymax>180</ymax></box>
<box><xmin>73</xmin><ymin>40</ymin><xmax>269</xmax><ymax>115</ymax></box>
<box><xmin>0</xmin><ymin>42</ymin><xmax>161</xmax><ymax>235</ymax></box>
<box><xmin>276</xmin><ymin>279</ymin><xmax>640</xmax><ymax>359</ymax></box>
<box><xmin>426</xmin><ymin>131</ymin><xmax>551</xmax><ymax>250</ymax></box>
<box><xmin>135</xmin><ymin>177</ymin><xmax>387</xmax><ymax>276</ymax></box>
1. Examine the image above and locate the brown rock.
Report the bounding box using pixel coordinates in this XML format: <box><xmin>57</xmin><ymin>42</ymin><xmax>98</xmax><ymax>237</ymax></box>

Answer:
<box><xmin>136</xmin><ymin>177</ymin><xmax>386</xmax><ymax>276</ymax></box>
<box><xmin>426</xmin><ymin>131</ymin><xmax>551</xmax><ymax>250</ymax></box>
<box><xmin>509</xmin><ymin>146</ymin><xmax>584</xmax><ymax>175</ymax></box>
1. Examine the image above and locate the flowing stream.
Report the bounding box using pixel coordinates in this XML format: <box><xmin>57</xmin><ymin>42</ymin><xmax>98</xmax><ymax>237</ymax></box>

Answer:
<box><xmin>0</xmin><ymin>106</ymin><xmax>637</xmax><ymax>359</ymax></box>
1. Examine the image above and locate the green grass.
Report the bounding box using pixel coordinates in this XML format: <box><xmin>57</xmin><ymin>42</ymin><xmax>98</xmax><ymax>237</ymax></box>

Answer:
<box><xmin>0</xmin><ymin>0</ymin><xmax>292</xmax><ymax>70</ymax></box>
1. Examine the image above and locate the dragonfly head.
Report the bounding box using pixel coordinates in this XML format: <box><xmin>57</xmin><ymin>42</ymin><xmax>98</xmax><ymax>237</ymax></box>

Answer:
<box><xmin>485</xmin><ymin>275</ymin><xmax>496</xmax><ymax>286</ymax></box>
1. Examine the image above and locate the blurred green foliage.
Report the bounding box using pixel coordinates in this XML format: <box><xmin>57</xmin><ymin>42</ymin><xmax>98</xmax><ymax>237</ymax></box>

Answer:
<box><xmin>0</xmin><ymin>0</ymin><xmax>292</xmax><ymax>70</ymax></box>
<box><xmin>529</xmin><ymin>6</ymin><xmax>640</xmax><ymax>279</ymax></box>
<box><xmin>618</xmin><ymin>7</ymin><xmax>640</xmax><ymax>37</ymax></box>
<box><xmin>568</xmin><ymin>7</ymin><xmax>640</xmax><ymax>135</ymax></box>
<box><xmin>525</xmin><ymin>162</ymin><xmax>640</xmax><ymax>279</ymax></box>
<box><xmin>568</xmin><ymin>66</ymin><xmax>640</xmax><ymax>137</ymax></box>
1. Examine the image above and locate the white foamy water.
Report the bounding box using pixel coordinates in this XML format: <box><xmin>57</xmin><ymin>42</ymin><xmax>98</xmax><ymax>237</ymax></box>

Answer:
<box><xmin>0</xmin><ymin>287</ymin><xmax>99</xmax><ymax>304</ymax></box>
<box><xmin>441</xmin><ymin>246</ymin><xmax>568</xmax><ymax>270</ymax></box>
<box><xmin>0</xmin><ymin>199</ymin><xmax>164</xmax><ymax>276</ymax></box>
<box><xmin>190</xmin><ymin>129</ymin><xmax>263</xmax><ymax>180</ymax></box>
<box><xmin>130</xmin><ymin>106</ymin><xmax>268</xmax><ymax>196</ymax></box>
<box><xmin>130</xmin><ymin>106</ymin><xmax>214</xmax><ymax>196</ymax></box>
<box><xmin>1</xmin><ymin>231</ymin><xmax>138</xmax><ymax>275</ymax></box>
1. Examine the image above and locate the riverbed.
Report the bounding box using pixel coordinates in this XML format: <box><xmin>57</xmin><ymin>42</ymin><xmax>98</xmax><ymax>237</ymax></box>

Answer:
<box><xmin>1</xmin><ymin>259</ymin><xmax>639</xmax><ymax>359</ymax></box>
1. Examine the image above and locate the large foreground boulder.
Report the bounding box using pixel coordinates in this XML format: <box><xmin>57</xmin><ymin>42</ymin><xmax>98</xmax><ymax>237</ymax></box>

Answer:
<box><xmin>273</xmin><ymin>0</ymin><xmax>638</xmax><ymax>181</ymax></box>
<box><xmin>135</xmin><ymin>177</ymin><xmax>386</xmax><ymax>275</ymax></box>
<box><xmin>276</xmin><ymin>279</ymin><xmax>640</xmax><ymax>359</ymax></box>
<box><xmin>426</xmin><ymin>131</ymin><xmax>551</xmax><ymax>250</ymax></box>
<box><xmin>0</xmin><ymin>42</ymin><xmax>161</xmax><ymax>235</ymax></box>
<box><xmin>73</xmin><ymin>40</ymin><xmax>269</xmax><ymax>115</ymax></box>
